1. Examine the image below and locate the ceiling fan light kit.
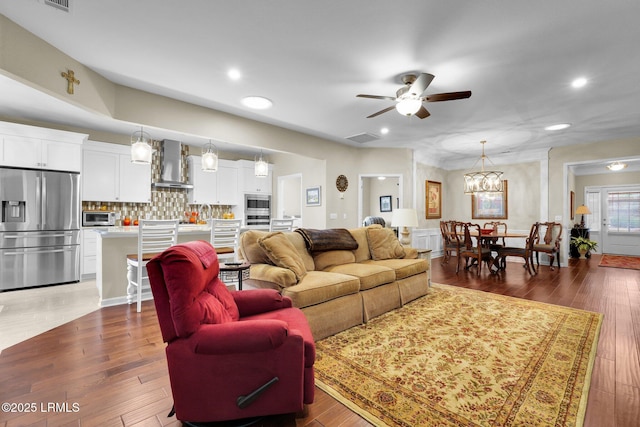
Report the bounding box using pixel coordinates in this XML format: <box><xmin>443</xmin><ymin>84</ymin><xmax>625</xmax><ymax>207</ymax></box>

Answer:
<box><xmin>357</xmin><ymin>72</ymin><xmax>471</xmax><ymax>119</ymax></box>
<box><xmin>463</xmin><ymin>140</ymin><xmax>504</xmax><ymax>194</ymax></box>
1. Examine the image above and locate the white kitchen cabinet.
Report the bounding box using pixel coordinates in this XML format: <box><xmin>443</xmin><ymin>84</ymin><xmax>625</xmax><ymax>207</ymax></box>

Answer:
<box><xmin>237</xmin><ymin>159</ymin><xmax>272</xmax><ymax>194</ymax></box>
<box><xmin>81</xmin><ymin>229</ymin><xmax>97</xmax><ymax>278</ymax></box>
<box><xmin>187</xmin><ymin>156</ymin><xmax>238</xmax><ymax>205</ymax></box>
<box><xmin>82</xmin><ymin>141</ymin><xmax>151</xmax><ymax>203</ymax></box>
<box><xmin>1</xmin><ymin>135</ymin><xmax>82</xmax><ymax>172</ymax></box>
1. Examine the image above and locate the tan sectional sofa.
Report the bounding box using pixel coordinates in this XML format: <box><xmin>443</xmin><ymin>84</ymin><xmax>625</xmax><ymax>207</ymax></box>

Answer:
<box><xmin>238</xmin><ymin>225</ymin><xmax>430</xmax><ymax>340</ymax></box>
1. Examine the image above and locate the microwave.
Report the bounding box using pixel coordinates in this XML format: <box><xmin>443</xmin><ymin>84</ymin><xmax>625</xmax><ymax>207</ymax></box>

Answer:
<box><xmin>83</xmin><ymin>210</ymin><xmax>117</xmax><ymax>226</ymax></box>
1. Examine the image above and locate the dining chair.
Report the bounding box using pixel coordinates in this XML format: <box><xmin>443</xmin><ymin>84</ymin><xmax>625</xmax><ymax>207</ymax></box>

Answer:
<box><xmin>440</xmin><ymin>220</ymin><xmax>459</xmax><ymax>265</ymax></box>
<box><xmin>210</xmin><ymin>218</ymin><xmax>242</xmax><ymax>263</ymax></box>
<box><xmin>126</xmin><ymin>219</ymin><xmax>180</xmax><ymax>312</ymax></box>
<box><xmin>532</xmin><ymin>221</ymin><xmax>563</xmax><ymax>271</ymax></box>
<box><xmin>269</xmin><ymin>218</ymin><xmax>295</xmax><ymax>232</ymax></box>
<box><xmin>482</xmin><ymin>221</ymin><xmax>508</xmax><ymax>253</ymax></box>
<box><xmin>456</xmin><ymin>222</ymin><xmax>494</xmax><ymax>276</ymax></box>
<box><xmin>496</xmin><ymin>222</ymin><xmax>538</xmax><ymax>274</ymax></box>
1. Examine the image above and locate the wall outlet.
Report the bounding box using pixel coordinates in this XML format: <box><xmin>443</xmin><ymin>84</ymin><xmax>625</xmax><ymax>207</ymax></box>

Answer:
<box><xmin>554</xmin><ymin>215</ymin><xmax>562</xmax><ymax>221</ymax></box>
<box><xmin>329</xmin><ymin>213</ymin><xmax>338</xmax><ymax>220</ymax></box>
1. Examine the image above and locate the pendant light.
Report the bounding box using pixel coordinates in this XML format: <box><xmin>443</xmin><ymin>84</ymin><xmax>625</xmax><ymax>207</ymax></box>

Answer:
<box><xmin>131</xmin><ymin>127</ymin><xmax>152</xmax><ymax>164</ymax></box>
<box><xmin>255</xmin><ymin>151</ymin><xmax>268</xmax><ymax>177</ymax></box>
<box><xmin>463</xmin><ymin>140</ymin><xmax>504</xmax><ymax>194</ymax></box>
<box><xmin>201</xmin><ymin>140</ymin><xmax>219</xmax><ymax>172</ymax></box>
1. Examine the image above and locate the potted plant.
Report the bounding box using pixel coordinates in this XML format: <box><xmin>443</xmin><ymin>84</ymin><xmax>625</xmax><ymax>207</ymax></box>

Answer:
<box><xmin>570</xmin><ymin>236</ymin><xmax>598</xmax><ymax>259</ymax></box>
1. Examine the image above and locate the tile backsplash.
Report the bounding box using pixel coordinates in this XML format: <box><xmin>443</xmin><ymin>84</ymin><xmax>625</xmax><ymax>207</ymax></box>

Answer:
<box><xmin>81</xmin><ymin>140</ymin><xmax>231</xmax><ymax>224</ymax></box>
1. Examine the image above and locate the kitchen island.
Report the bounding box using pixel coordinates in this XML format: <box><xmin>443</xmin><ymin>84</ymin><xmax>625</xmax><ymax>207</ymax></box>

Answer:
<box><xmin>91</xmin><ymin>224</ymin><xmax>213</xmax><ymax>306</ymax></box>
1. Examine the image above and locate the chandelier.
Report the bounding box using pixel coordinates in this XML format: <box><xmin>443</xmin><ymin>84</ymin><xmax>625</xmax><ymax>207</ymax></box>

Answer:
<box><xmin>463</xmin><ymin>140</ymin><xmax>504</xmax><ymax>194</ymax></box>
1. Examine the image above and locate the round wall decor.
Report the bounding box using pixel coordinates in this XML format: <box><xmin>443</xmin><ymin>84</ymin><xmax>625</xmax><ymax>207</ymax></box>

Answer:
<box><xmin>336</xmin><ymin>174</ymin><xmax>349</xmax><ymax>192</ymax></box>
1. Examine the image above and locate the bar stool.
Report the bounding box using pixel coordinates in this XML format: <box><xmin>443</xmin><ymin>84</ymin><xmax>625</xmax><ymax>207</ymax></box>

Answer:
<box><xmin>210</xmin><ymin>219</ymin><xmax>242</xmax><ymax>264</ymax></box>
<box><xmin>126</xmin><ymin>219</ymin><xmax>179</xmax><ymax>312</ymax></box>
<box><xmin>269</xmin><ymin>218</ymin><xmax>294</xmax><ymax>232</ymax></box>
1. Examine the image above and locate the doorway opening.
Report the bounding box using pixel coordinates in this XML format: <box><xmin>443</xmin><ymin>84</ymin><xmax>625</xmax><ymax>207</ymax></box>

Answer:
<box><xmin>358</xmin><ymin>174</ymin><xmax>402</xmax><ymax>227</ymax></box>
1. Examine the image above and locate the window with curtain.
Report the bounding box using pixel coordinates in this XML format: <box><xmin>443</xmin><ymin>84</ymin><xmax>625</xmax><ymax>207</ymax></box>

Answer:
<box><xmin>607</xmin><ymin>191</ymin><xmax>640</xmax><ymax>232</ymax></box>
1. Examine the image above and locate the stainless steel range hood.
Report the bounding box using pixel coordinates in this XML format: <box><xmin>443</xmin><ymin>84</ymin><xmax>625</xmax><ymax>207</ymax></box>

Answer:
<box><xmin>152</xmin><ymin>139</ymin><xmax>193</xmax><ymax>189</ymax></box>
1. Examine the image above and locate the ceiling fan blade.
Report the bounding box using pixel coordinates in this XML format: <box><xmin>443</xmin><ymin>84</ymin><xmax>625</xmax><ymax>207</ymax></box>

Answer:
<box><xmin>408</xmin><ymin>73</ymin><xmax>435</xmax><ymax>96</ymax></box>
<box><xmin>425</xmin><ymin>91</ymin><xmax>472</xmax><ymax>102</ymax></box>
<box><xmin>415</xmin><ymin>106</ymin><xmax>431</xmax><ymax>119</ymax></box>
<box><xmin>366</xmin><ymin>105</ymin><xmax>396</xmax><ymax>118</ymax></box>
<box><xmin>357</xmin><ymin>94</ymin><xmax>397</xmax><ymax>101</ymax></box>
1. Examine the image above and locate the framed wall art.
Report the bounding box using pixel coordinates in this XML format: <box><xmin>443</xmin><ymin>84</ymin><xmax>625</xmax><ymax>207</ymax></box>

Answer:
<box><xmin>570</xmin><ymin>191</ymin><xmax>575</xmax><ymax>220</ymax></box>
<box><xmin>379</xmin><ymin>195</ymin><xmax>392</xmax><ymax>212</ymax></box>
<box><xmin>471</xmin><ymin>180</ymin><xmax>508</xmax><ymax>219</ymax></box>
<box><xmin>306</xmin><ymin>186</ymin><xmax>321</xmax><ymax>206</ymax></box>
<box><xmin>426</xmin><ymin>180</ymin><xmax>442</xmax><ymax>219</ymax></box>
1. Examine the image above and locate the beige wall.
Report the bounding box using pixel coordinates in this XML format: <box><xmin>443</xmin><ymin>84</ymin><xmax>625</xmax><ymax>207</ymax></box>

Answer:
<box><xmin>416</xmin><ymin>160</ymin><xmax>542</xmax><ymax>231</ymax></box>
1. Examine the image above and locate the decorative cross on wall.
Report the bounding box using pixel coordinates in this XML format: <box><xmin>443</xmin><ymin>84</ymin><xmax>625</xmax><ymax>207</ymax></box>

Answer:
<box><xmin>61</xmin><ymin>69</ymin><xmax>80</xmax><ymax>94</ymax></box>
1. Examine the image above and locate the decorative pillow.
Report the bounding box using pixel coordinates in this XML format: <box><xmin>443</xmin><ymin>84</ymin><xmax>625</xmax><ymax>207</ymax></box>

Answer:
<box><xmin>258</xmin><ymin>232</ymin><xmax>307</xmax><ymax>281</ymax></box>
<box><xmin>239</xmin><ymin>230</ymin><xmax>272</xmax><ymax>264</ymax></box>
<box><xmin>366</xmin><ymin>227</ymin><xmax>405</xmax><ymax>260</ymax></box>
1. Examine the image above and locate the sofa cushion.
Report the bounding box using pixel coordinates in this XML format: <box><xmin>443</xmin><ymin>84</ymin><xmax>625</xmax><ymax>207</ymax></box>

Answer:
<box><xmin>349</xmin><ymin>224</ymin><xmax>382</xmax><ymax>263</ymax></box>
<box><xmin>295</xmin><ymin>228</ymin><xmax>358</xmax><ymax>252</ymax></box>
<box><xmin>281</xmin><ymin>271</ymin><xmax>361</xmax><ymax>309</ymax></box>
<box><xmin>239</xmin><ymin>230</ymin><xmax>272</xmax><ymax>264</ymax></box>
<box><xmin>313</xmin><ymin>250</ymin><xmax>356</xmax><ymax>271</ymax></box>
<box><xmin>258</xmin><ymin>232</ymin><xmax>307</xmax><ymax>282</ymax></box>
<box><xmin>366</xmin><ymin>227</ymin><xmax>405</xmax><ymax>260</ymax></box>
<box><xmin>324</xmin><ymin>263</ymin><xmax>396</xmax><ymax>291</ymax></box>
<box><xmin>362</xmin><ymin>258</ymin><xmax>428</xmax><ymax>280</ymax></box>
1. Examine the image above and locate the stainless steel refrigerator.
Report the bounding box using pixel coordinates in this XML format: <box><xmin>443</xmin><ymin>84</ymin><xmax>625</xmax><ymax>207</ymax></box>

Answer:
<box><xmin>1</xmin><ymin>167</ymin><xmax>80</xmax><ymax>291</ymax></box>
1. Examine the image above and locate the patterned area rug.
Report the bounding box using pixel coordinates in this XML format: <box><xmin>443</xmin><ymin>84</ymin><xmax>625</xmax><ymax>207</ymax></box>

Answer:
<box><xmin>314</xmin><ymin>283</ymin><xmax>602</xmax><ymax>427</ymax></box>
<box><xmin>599</xmin><ymin>254</ymin><xmax>640</xmax><ymax>270</ymax></box>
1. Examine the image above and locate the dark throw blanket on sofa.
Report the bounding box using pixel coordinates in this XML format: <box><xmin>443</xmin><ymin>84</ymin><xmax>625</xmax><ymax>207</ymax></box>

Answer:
<box><xmin>295</xmin><ymin>228</ymin><xmax>359</xmax><ymax>252</ymax></box>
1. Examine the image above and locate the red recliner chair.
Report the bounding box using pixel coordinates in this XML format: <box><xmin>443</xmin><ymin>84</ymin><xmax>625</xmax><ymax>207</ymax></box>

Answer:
<box><xmin>146</xmin><ymin>240</ymin><xmax>315</xmax><ymax>425</ymax></box>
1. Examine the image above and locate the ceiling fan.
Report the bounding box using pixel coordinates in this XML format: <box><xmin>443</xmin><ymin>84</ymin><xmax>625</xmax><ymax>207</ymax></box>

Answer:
<box><xmin>357</xmin><ymin>73</ymin><xmax>471</xmax><ymax>119</ymax></box>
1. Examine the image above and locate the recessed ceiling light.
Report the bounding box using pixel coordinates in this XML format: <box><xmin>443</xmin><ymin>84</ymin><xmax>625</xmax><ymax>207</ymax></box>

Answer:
<box><xmin>227</xmin><ymin>68</ymin><xmax>241</xmax><ymax>80</ymax></box>
<box><xmin>571</xmin><ymin>77</ymin><xmax>587</xmax><ymax>88</ymax></box>
<box><xmin>380</xmin><ymin>127</ymin><xmax>389</xmax><ymax>135</ymax></box>
<box><xmin>241</xmin><ymin>96</ymin><xmax>272</xmax><ymax>110</ymax></box>
<box><xmin>378</xmin><ymin>176</ymin><xmax>386</xmax><ymax>180</ymax></box>
<box><xmin>607</xmin><ymin>162</ymin><xmax>627</xmax><ymax>171</ymax></box>
<box><xmin>545</xmin><ymin>123</ymin><xmax>571</xmax><ymax>131</ymax></box>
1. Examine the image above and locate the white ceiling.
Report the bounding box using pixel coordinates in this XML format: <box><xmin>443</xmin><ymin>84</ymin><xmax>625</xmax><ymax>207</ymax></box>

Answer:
<box><xmin>0</xmin><ymin>1</ymin><xmax>639</xmax><ymax>173</ymax></box>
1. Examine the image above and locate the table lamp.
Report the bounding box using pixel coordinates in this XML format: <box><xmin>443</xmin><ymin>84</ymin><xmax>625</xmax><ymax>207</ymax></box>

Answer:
<box><xmin>575</xmin><ymin>205</ymin><xmax>591</xmax><ymax>228</ymax></box>
<box><xmin>391</xmin><ymin>208</ymin><xmax>419</xmax><ymax>245</ymax></box>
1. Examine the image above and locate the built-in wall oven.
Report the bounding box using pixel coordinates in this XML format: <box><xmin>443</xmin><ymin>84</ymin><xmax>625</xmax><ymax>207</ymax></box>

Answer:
<box><xmin>245</xmin><ymin>194</ymin><xmax>271</xmax><ymax>227</ymax></box>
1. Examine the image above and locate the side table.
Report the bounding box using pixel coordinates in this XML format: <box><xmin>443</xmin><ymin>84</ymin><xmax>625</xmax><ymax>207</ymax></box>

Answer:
<box><xmin>219</xmin><ymin>262</ymin><xmax>251</xmax><ymax>290</ymax></box>
<box><xmin>416</xmin><ymin>249</ymin><xmax>432</xmax><ymax>287</ymax></box>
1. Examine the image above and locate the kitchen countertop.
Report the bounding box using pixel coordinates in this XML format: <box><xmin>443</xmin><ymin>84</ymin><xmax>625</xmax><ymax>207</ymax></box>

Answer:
<box><xmin>88</xmin><ymin>224</ymin><xmax>269</xmax><ymax>237</ymax></box>
<box><xmin>90</xmin><ymin>224</ymin><xmax>211</xmax><ymax>237</ymax></box>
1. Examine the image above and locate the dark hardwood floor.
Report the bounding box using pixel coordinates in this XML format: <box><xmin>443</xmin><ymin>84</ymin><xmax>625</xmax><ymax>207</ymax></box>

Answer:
<box><xmin>1</xmin><ymin>254</ymin><xmax>638</xmax><ymax>426</ymax></box>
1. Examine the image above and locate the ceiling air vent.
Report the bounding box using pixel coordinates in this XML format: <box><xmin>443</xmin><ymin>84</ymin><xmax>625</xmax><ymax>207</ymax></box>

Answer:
<box><xmin>346</xmin><ymin>132</ymin><xmax>380</xmax><ymax>144</ymax></box>
<box><xmin>42</xmin><ymin>0</ymin><xmax>71</xmax><ymax>12</ymax></box>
